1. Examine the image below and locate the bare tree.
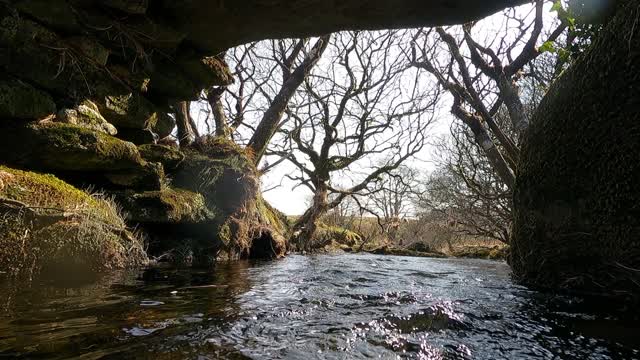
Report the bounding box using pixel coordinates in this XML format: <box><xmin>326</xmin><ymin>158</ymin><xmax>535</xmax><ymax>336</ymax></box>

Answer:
<box><xmin>420</xmin><ymin>122</ymin><xmax>513</xmax><ymax>244</ymax></box>
<box><xmin>270</xmin><ymin>31</ymin><xmax>440</xmax><ymax>249</ymax></box>
<box><xmin>194</xmin><ymin>37</ymin><xmax>330</xmax><ymax>175</ymax></box>
<box><xmin>365</xmin><ymin>165</ymin><xmax>421</xmax><ymax>243</ymax></box>
<box><xmin>407</xmin><ymin>1</ymin><xmax>566</xmax><ymax>188</ymax></box>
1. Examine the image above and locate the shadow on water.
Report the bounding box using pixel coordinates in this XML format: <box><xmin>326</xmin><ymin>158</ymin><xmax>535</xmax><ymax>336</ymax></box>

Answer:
<box><xmin>1</xmin><ymin>254</ymin><xmax>639</xmax><ymax>359</ymax></box>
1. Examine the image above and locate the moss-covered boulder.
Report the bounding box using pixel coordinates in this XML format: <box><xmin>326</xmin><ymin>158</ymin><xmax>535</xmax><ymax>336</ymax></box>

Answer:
<box><xmin>148</xmin><ymin>63</ymin><xmax>201</xmax><ymax>101</ymax></box>
<box><xmin>66</xmin><ymin>36</ymin><xmax>110</xmax><ymax>66</ymax></box>
<box><xmin>511</xmin><ymin>0</ymin><xmax>640</xmax><ymax>297</ymax></box>
<box><xmin>0</xmin><ymin>122</ymin><xmax>145</xmax><ymax>172</ymax></box>
<box><xmin>105</xmin><ymin>161</ymin><xmax>164</xmax><ymax>190</ymax></box>
<box><xmin>0</xmin><ymin>166</ymin><xmax>147</xmax><ymax>278</ymax></box>
<box><xmin>114</xmin><ymin>187</ymin><xmax>217</xmax><ymax>224</ymax></box>
<box><xmin>101</xmin><ymin>0</ymin><xmax>148</xmax><ymax>14</ymax></box>
<box><xmin>316</xmin><ymin>223</ymin><xmax>362</xmax><ymax>247</ymax></box>
<box><xmin>178</xmin><ymin>55</ymin><xmax>234</xmax><ymax>89</ymax></box>
<box><xmin>0</xmin><ymin>77</ymin><xmax>56</xmax><ymax>120</ymax></box>
<box><xmin>15</xmin><ymin>0</ymin><xmax>81</xmax><ymax>33</ymax></box>
<box><xmin>116</xmin><ymin>127</ymin><xmax>158</xmax><ymax>145</ymax></box>
<box><xmin>138</xmin><ymin>144</ymin><xmax>185</xmax><ymax>170</ymax></box>
<box><xmin>96</xmin><ymin>93</ymin><xmax>175</xmax><ymax>138</ymax></box>
<box><xmin>55</xmin><ymin>100</ymin><xmax>117</xmax><ymax>135</ymax></box>
<box><xmin>168</xmin><ymin>136</ymin><xmax>286</xmax><ymax>260</ymax></box>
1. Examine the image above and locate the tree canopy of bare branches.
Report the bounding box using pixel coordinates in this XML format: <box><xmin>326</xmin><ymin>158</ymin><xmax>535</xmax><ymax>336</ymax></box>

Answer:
<box><xmin>267</xmin><ymin>31</ymin><xmax>440</xmax><ymax>248</ymax></box>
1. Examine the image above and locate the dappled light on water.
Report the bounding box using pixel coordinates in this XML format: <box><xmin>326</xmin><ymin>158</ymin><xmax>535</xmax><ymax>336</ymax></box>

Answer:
<box><xmin>1</xmin><ymin>254</ymin><xmax>638</xmax><ymax>359</ymax></box>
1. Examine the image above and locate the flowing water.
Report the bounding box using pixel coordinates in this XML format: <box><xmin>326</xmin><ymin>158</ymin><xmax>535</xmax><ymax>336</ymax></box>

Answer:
<box><xmin>0</xmin><ymin>254</ymin><xmax>638</xmax><ymax>359</ymax></box>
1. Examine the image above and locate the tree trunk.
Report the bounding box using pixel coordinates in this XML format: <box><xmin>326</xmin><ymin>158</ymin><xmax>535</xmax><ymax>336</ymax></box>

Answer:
<box><xmin>293</xmin><ymin>182</ymin><xmax>329</xmax><ymax>250</ymax></box>
<box><xmin>497</xmin><ymin>76</ymin><xmax>528</xmax><ymax>135</ymax></box>
<box><xmin>511</xmin><ymin>0</ymin><xmax>640</xmax><ymax>297</ymax></box>
<box><xmin>207</xmin><ymin>87</ymin><xmax>230</xmax><ymax>138</ymax></box>
<box><xmin>247</xmin><ymin>36</ymin><xmax>330</xmax><ymax>164</ymax></box>
<box><xmin>453</xmin><ymin>105</ymin><xmax>515</xmax><ymax>188</ymax></box>
<box><xmin>174</xmin><ymin>101</ymin><xmax>195</xmax><ymax>147</ymax></box>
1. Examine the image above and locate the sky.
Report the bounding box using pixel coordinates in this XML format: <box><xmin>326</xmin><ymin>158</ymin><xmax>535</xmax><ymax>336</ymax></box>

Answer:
<box><xmin>190</xmin><ymin>2</ymin><xmax>558</xmax><ymax>216</ymax></box>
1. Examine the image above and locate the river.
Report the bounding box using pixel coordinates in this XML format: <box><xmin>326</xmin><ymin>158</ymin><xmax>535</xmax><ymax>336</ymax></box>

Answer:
<box><xmin>0</xmin><ymin>254</ymin><xmax>638</xmax><ymax>359</ymax></box>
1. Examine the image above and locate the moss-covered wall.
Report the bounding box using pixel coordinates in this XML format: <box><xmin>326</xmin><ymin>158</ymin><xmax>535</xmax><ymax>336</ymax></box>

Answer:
<box><xmin>511</xmin><ymin>0</ymin><xmax>640</xmax><ymax>297</ymax></box>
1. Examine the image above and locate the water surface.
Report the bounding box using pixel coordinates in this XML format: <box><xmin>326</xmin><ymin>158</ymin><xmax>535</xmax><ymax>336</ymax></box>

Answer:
<box><xmin>1</xmin><ymin>254</ymin><xmax>638</xmax><ymax>359</ymax></box>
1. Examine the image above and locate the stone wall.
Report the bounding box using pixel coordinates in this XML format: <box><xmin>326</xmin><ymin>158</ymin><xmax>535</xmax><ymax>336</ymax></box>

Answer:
<box><xmin>510</xmin><ymin>0</ymin><xmax>640</xmax><ymax>299</ymax></box>
<box><xmin>0</xmin><ymin>0</ymin><xmax>289</xmax><ymax>271</ymax></box>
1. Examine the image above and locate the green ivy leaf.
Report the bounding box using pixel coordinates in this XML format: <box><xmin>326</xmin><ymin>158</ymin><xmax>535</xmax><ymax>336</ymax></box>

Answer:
<box><xmin>538</xmin><ymin>41</ymin><xmax>556</xmax><ymax>54</ymax></box>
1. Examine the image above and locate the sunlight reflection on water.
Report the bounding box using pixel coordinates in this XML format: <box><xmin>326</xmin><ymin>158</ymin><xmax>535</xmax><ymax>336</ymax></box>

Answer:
<box><xmin>1</xmin><ymin>254</ymin><xmax>639</xmax><ymax>359</ymax></box>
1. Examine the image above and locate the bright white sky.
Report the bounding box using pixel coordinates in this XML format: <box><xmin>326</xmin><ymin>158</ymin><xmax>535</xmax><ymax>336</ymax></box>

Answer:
<box><xmin>191</xmin><ymin>2</ymin><xmax>558</xmax><ymax>216</ymax></box>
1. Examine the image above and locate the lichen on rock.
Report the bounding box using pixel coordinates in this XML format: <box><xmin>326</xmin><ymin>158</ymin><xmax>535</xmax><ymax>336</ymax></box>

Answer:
<box><xmin>56</xmin><ymin>100</ymin><xmax>117</xmax><ymax>135</ymax></box>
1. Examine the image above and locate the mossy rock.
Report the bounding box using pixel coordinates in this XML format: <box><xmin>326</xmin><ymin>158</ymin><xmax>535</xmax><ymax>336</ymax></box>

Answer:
<box><xmin>114</xmin><ymin>187</ymin><xmax>217</xmax><ymax>224</ymax></box>
<box><xmin>0</xmin><ymin>166</ymin><xmax>147</xmax><ymax>277</ymax></box>
<box><xmin>316</xmin><ymin>223</ymin><xmax>362</xmax><ymax>247</ymax></box>
<box><xmin>100</xmin><ymin>0</ymin><xmax>148</xmax><ymax>14</ymax></box>
<box><xmin>126</xmin><ymin>18</ymin><xmax>185</xmax><ymax>50</ymax></box>
<box><xmin>452</xmin><ymin>245</ymin><xmax>508</xmax><ymax>260</ymax></box>
<box><xmin>105</xmin><ymin>161</ymin><xmax>164</xmax><ymax>190</ymax></box>
<box><xmin>511</xmin><ymin>0</ymin><xmax>640</xmax><ymax>297</ymax></box>
<box><xmin>138</xmin><ymin>144</ymin><xmax>185</xmax><ymax>170</ymax></box>
<box><xmin>0</xmin><ymin>77</ymin><xmax>56</xmax><ymax>120</ymax></box>
<box><xmin>15</xmin><ymin>0</ymin><xmax>81</xmax><ymax>33</ymax></box>
<box><xmin>56</xmin><ymin>100</ymin><xmax>117</xmax><ymax>135</ymax></box>
<box><xmin>0</xmin><ymin>6</ymin><xmax>20</xmax><ymax>45</ymax></box>
<box><xmin>0</xmin><ymin>121</ymin><xmax>145</xmax><ymax>172</ymax></box>
<box><xmin>257</xmin><ymin>197</ymin><xmax>289</xmax><ymax>235</ymax></box>
<box><xmin>173</xmin><ymin>150</ymin><xmax>257</xmax><ymax>214</ymax></box>
<box><xmin>66</xmin><ymin>36</ymin><xmax>110</xmax><ymax>66</ymax></box>
<box><xmin>171</xmin><ymin>137</ymin><xmax>287</xmax><ymax>260</ymax></box>
<box><xmin>96</xmin><ymin>93</ymin><xmax>175</xmax><ymax>138</ymax></box>
<box><xmin>0</xmin><ymin>15</ymin><xmax>105</xmax><ymax>100</ymax></box>
<box><xmin>116</xmin><ymin>127</ymin><xmax>158</xmax><ymax>145</ymax></box>
<box><xmin>148</xmin><ymin>63</ymin><xmax>201</xmax><ymax>101</ymax></box>
<box><xmin>178</xmin><ymin>55</ymin><xmax>234</xmax><ymax>88</ymax></box>
<box><xmin>369</xmin><ymin>246</ymin><xmax>446</xmax><ymax>258</ymax></box>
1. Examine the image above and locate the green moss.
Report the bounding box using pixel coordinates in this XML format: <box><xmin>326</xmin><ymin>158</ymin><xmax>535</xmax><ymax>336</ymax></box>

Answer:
<box><xmin>105</xmin><ymin>161</ymin><xmax>164</xmax><ymax>190</ymax></box>
<box><xmin>138</xmin><ymin>144</ymin><xmax>185</xmax><ymax>170</ymax></box>
<box><xmin>114</xmin><ymin>187</ymin><xmax>217</xmax><ymax>224</ymax></box>
<box><xmin>257</xmin><ymin>197</ymin><xmax>289</xmax><ymax>235</ymax></box>
<box><xmin>452</xmin><ymin>245</ymin><xmax>509</xmax><ymax>260</ymax></box>
<box><xmin>0</xmin><ymin>8</ymin><xmax>19</xmax><ymax>45</ymax></box>
<box><xmin>0</xmin><ymin>122</ymin><xmax>145</xmax><ymax>172</ymax></box>
<box><xmin>218</xmin><ymin>221</ymin><xmax>232</xmax><ymax>245</ymax></box>
<box><xmin>316</xmin><ymin>223</ymin><xmax>362</xmax><ymax>246</ymax></box>
<box><xmin>368</xmin><ymin>246</ymin><xmax>446</xmax><ymax>258</ymax></box>
<box><xmin>0</xmin><ymin>165</ymin><xmax>104</xmax><ymax>216</ymax></box>
<box><xmin>0</xmin><ymin>166</ymin><xmax>146</xmax><ymax>277</ymax></box>
<box><xmin>0</xmin><ymin>78</ymin><xmax>56</xmax><ymax>120</ymax></box>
